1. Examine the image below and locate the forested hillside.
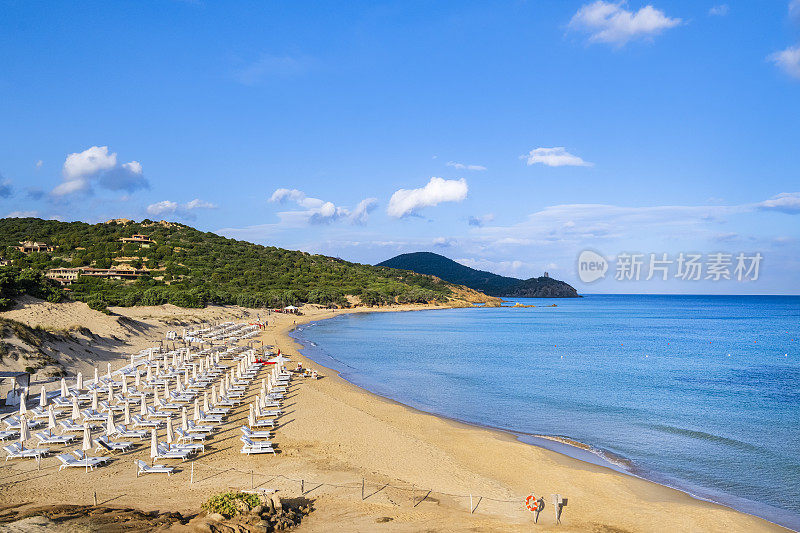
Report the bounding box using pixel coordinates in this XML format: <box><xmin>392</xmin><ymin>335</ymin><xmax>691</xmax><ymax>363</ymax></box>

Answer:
<box><xmin>0</xmin><ymin>218</ymin><xmax>478</xmax><ymax>310</ymax></box>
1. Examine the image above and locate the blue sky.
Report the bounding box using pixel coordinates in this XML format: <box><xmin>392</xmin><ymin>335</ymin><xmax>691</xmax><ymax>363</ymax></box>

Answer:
<box><xmin>1</xmin><ymin>1</ymin><xmax>799</xmax><ymax>294</ymax></box>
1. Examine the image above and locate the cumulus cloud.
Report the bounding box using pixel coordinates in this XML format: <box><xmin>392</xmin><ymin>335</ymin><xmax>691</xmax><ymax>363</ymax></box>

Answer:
<box><xmin>387</xmin><ymin>177</ymin><xmax>468</xmax><ymax>218</ymax></box>
<box><xmin>270</xmin><ymin>188</ymin><xmax>376</xmax><ymax>225</ymax></box>
<box><xmin>757</xmin><ymin>192</ymin><xmax>800</xmax><ymax>214</ymax></box>
<box><xmin>791</xmin><ymin>0</ymin><xmax>800</xmax><ymax>20</ymax></box>
<box><xmin>468</xmin><ymin>214</ymin><xmax>495</xmax><ymax>227</ymax></box>
<box><xmin>446</xmin><ymin>161</ymin><xmax>487</xmax><ymax>171</ymax></box>
<box><xmin>52</xmin><ymin>146</ymin><xmax>149</xmax><ymax>196</ymax></box>
<box><xmin>351</xmin><ymin>198</ymin><xmax>378</xmax><ymax>225</ymax></box>
<box><xmin>568</xmin><ymin>1</ymin><xmax>682</xmax><ymax>46</ymax></box>
<box><xmin>769</xmin><ymin>45</ymin><xmax>800</xmax><ymax>79</ymax></box>
<box><xmin>521</xmin><ymin>147</ymin><xmax>593</xmax><ymax>167</ymax></box>
<box><xmin>35</xmin><ymin>160</ymin><xmax>43</xmax><ymax>169</ymax></box>
<box><xmin>708</xmin><ymin>4</ymin><xmax>729</xmax><ymax>16</ymax></box>
<box><xmin>146</xmin><ymin>198</ymin><xmax>217</xmax><ymax>219</ymax></box>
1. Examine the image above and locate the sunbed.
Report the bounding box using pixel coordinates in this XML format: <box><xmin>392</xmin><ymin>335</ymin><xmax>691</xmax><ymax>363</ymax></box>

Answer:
<box><xmin>135</xmin><ymin>459</ymin><xmax>174</xmax><ymax>477</ymax></box>
<box><xmin>240</xmin><ymin>426</ymin><xmax>273</xmax><ymax>440</ymax></box>
<box><xmin>239</xmin><ymin>435</ymin><xmax>275</xmax><ymax>455</ymax></box>
<box><xmin>4</xmin><ymin>442</ymin><xmax>50</xmax><ymax>460</ymax></box>
<box><xmin>35</xmin><ymin>432</ymin><xmax>76</xmax><ymax>445</ymax></box>
<box><xmin>94</xmin><ymin>435</ymin><xmax>134</xmax><ymax>453</ymax></box>
<box><xmin>114</xmin><ymin>425</ymin><xmax>149</xmax><ymax>440</ymax></box>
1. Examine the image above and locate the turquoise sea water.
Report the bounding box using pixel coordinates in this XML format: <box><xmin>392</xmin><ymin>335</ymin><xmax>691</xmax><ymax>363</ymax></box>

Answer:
<box><xmin>291</xmin><ymin>295</ymin><xmax>800</xmax><ymax>529</ymax></box>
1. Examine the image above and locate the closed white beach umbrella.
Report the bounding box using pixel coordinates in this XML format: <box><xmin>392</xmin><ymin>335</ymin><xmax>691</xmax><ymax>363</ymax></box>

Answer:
<box><xmin>19</xmin><ymin>393</ymin><xmax>26</xmax><ymax>416</ymax></box>
<box><xmin>91</xmin><ymin>389</ymin><xmax>98</xmax><ymax>412</ymax></box>
<box><xmin>72</xmin><ymin>395</ymin><xmax>81</xmax><ymax>421</ymax></box>
<box><xmin>108</xmin><ymin>383</ymin><xmax>115</xmax><ymax>404</ymax></box>
<box><xmin>39</xmin><ymin>386</ymin><xmax>47</xmax><ymax>409</ymax></box>
<box><xmin>94</xmin><ymin>367</ymin><xmax>99</xmax><ymax>386</ymax></box>
<box><xmin>181</xmin><ymin>407</ymin><xmax>188</xmax><ymax>432</ymax></box>
<box><xmin>248</xmin><ymin>404</ymin><xmax>256</xmax><ymax>428</ymax></box>
<box><xmin>165</xmin><ymin>417</ymin><xmax>174</xmax><ymax>449</ymax></box>
<box><xmin>61</xmin><ymin>378</ymin><xmax>68</xmax><ymax>399</ymax></box>
<box><xmin>218</xmin><ymin>381</ymin><xmax>225</xmax><ymax>398</ymax></box>
<box><xmin>146</xmin><ymin>366</ymin><xmax>152</xmax><ymax>383</ymax></box>
<box><xmin>122</xmin><ymin>376</ymin><xmax>128</xmax><ymax>395</ymax></box>
<box><xmin>124</xmin><ymin>401</ymin><xmax>131</xmax><ymax>425</ymax></box>
<box><xmin>184</xmin><ymin>369</ymin><xmax>189</xmax><ymax>386</ymax></box>
<box><xmin>82</xmin><ymin>424</ymin><xmax>91</xmax><ymax>452</ymax></box>
<box><xmin>192</xmin><ymin>364</ymin><xmax>197</xmax><ymax>381</ymax></box>
<box><xmin>77</xmin><ymin>371</ymin><xmax>83</xmax><ymax>391</ymax></box>
<box><xmin>211</xmin><ymin>387</ymin><xmax>217</xmax><ymax>406</ymax></box>
<box><xmin>106</xmin><ymin>411</ymin><xmax>116</xmax><ymax>437</ymax></box>
<box><xmin>106</xmin><ymin>362</ymin><xmax>112</xmax><ymax>381</ymax></box>
<box><xmin>193</xmin><ymin>399</ymin><xmax>201</xmax><ymax>421</ymax></box>
<box><xmin>140</xmin><ymin>396</ymin><xmax>147</xmax><ymax>417</ymax></box>
<box><xmin>47</xmin><ymin>405</ymin><xmax>57</xmax><ymax>436</ymax></box>
<box><xmin>172</xmin><ymin>353</ymin><xmax>177</xmax><ymax>367</ymax></box>
<box><xmin>164</xmin><ymin>380</ymin><xmax>170</xmax><ymax>399</ymax></box>
<box><xmin>135</xmin><ymin>370</ymin><xmax>141</xmax><ymax>388</ymax></box>
<box><xmin>150</xmin><ymin>428</ymin><xmax>158</xmax><ymax>462</ymax></box>
<box><xmin>148</xmin><ymin>348</ymin><xmax>153</xmax><ymax>361</ymax></box>
<box><xmin>19</xmin><ymin>414</ymin><xmax>30</xmax><ymax>450</ymax></box>
<box><xmin>203</xmin><ymin>392</ymin><xmax>210</xmax><ymax>412</ymax></box>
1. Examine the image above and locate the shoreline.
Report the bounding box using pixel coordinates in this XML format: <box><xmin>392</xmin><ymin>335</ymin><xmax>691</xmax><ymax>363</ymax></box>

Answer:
<box><xmin>281</xmin><ymin>305</ymin><xmax>795</xmax><ymax>532</ymax></box>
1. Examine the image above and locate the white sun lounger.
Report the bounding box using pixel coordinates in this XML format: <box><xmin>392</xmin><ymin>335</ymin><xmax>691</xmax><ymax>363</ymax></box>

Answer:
<box><xmin>175</xmin><ymin>428</ymin><xmax>206</xmax><ymax>443</ymax></box>
<box><xmin>250</xmin><ymin>417</ymin><xmax>275</xmax><ymax>429</ymax></box>
<box><xmin>240</xmin><ymin>426</ymin><xmax>273</xmax><ymax>440</ymax></box>
<box><xmin>57</xmin><ymin>453</ymin><xmax>107</xmax><ymax>471</ymax></box>
<box><xmin>136</xmin><ymin>459</ymin><xmax>174</xmax><ymax>477</ymax></box>
<box><xmin>153</xmin><ymin>444</ymin><xmax>191</xmax><ymax>461</ymax></box>
<box><xmin>239</xmin><ymin>435</ymin><xmax>275</xmax><ymax>455</ymax></box>
<box><xmin>35</xmin><ymin>432</ymin><xmax>76</xmax><ymax>445</ymax></box>
<box><xmin>114</xmin><ymin>425</ymin><xmax>148</xmax><ymax>440</ymax></box>
<box><xmin>131</xmin><ymin>415</ymin><xmax>163</xmax><ymax>428</ymax></box>
<box><xmin>0</xmin><ymin>430</ymin><xmax>17</xmax><ymax>441</ymax></box>
<box><xmin>58</xmin><ymin>420</ymin><xmax>86</xmax><ymax>433</ymax></box>
<box><xmin>95</xmin><ymin>436</ymin><xmax>134</xmax><ymax>453</ymax></box>
<box><xmin>72</xmin><ymin>449</ymin><xmax>112</xmax><ymax>464</ymax></box>
<box><xmin>4</xmin><ymin>443</ymin><xmax>50</xmax><ymax>460</ymax></box>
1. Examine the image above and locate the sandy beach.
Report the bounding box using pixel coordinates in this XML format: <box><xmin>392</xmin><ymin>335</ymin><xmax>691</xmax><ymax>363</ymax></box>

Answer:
<box><xmin>0</xmin><ymin>301</ymin><xmax>790</xmax><ymax>532</ymax></box>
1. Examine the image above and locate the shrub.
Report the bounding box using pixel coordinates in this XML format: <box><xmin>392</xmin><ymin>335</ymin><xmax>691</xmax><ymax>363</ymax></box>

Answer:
<box><xmin>201</xmin><ymin>492</ymin><xmax>261</xmax><ymax>518</ymax></box>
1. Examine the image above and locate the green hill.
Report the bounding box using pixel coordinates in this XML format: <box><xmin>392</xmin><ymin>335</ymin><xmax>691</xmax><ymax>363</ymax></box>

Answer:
<box><xmin>0</xmin><ymin>218</ymin><xmax>490</xmax><ymax>310</ymax></box>
<box><xmin>377</xmin><ymin>252</ymin><xmax>579</xmax><ymax>298</ymax></box>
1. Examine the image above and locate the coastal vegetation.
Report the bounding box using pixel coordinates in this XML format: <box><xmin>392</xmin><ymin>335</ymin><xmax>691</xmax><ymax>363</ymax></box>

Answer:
<box><xmin>0</xmin><ymin>218</ymin><xmax>475</xmax><ymax>310</ymax></box>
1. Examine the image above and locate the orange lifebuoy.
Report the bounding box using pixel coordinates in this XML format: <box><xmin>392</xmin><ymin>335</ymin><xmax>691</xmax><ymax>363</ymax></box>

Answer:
<box><xmin>525</xmin><ymin>494</ymin><xmax>537</xmax><ymax>512</ymax></box>
<box><xmin>525</xmin><ymin>494</ymin><xmax>544</xmax><ymax>512</ymax></box>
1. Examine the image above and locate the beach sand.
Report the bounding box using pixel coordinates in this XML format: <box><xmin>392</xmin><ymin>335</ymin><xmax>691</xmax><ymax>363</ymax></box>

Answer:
<box><xmin>0</xmin><ymin>302</ymin><xmax>789</xmax><ymax>532</ymax></box>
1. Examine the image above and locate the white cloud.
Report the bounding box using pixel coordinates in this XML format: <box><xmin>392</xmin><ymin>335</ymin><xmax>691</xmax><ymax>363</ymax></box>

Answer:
<box><xmin>146</xmin><ymin>198</ymin><xmax>216</xmax><ymax>219</ymax></box>
<box><xmin>522</xmin><ymin>147</ymin><xmax>593</xmax><ymax>167</ymax></box>
<box><xmin>446</xmin><ymin>161</ymin><xmax>487</xmax><ymax>171</ymax></box>
<box><xmin>757</xmin><ymin>192</ymin><xmax>800</xmax><ymax>214</ymax></box>
<box><xmin>186</xmin><ymin>198</ymin><xmax>217</xmax><ymax>210</ymax></box>
<box><xmin>52</xmin><ymin>146</ymin><xmax>148</xmax><ymax>196</ymax></box>
<box><xmin>387</xmin><ymin>177</ymin><xmax>468</xmax><ymax>218</ymax></box>
<box><xmin>708</xmin><ymin>4</ymin><xmax>729</xmax><ymax>16</ymax></box>
<box><xmin>146</xmin><ymin>200</ymin><xmax>179</xmax><ymax>216</ymax></box>
<box><xmin>351</xmin><ymin>198</ymin><xmax>378</xmax><ymax>225</ymax></box>
<box><xmin>433</xmin><ymin>236</ymin><xmax>456</xmax><ymax>247</ymax></box>
<box><xmin>468</xmin><ymin>214</ymin><xmax>495</xmax><ymax>227</ymax></box>
<box><xmin>568</xmin><ymin>1</ymin><xmax>682</xmax><ymax>46</ymax></box>
<box><xmin>269</xmin><ymin>188</ymin><xmax>375</xmax><ymax>225</ymax></box>
<box><xmin>769</xmin><ymin>45</ymin><xmax>800</xmax><ymax>79</ymax></box>
<box><xmin>0</xmin><ymin>178</ymin><xmax>11</xmax><ymax>198</ymax></box>
<box><xmin>35</xmin><ymin>160</ymin><xmax>43</xmax><ymax>169</ymax></box>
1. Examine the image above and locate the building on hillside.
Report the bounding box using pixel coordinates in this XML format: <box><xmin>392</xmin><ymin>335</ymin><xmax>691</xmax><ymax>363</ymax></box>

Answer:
<box><xmin>120</xmin><ymin>234</ymin><xmax>155</xmax><ymax>246</ymax></box>
<box><xmin>45</xmin><ymin>268</ymin><xmax>83</xmax><ymax>284</ymax></box>
<box><xmin>46</xmin><ymin>265</ymin><xmax>148</xmax><ymax>285</ymax></box>
<box><xmin>17</xmin><ymin>241</ymin><xmax>56</xmax><ymax>254</ymax></box>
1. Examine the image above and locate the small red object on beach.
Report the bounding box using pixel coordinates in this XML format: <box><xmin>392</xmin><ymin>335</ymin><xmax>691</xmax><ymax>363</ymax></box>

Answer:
<box><xmin>525</xmin><ymin>494</ymin><xmax>538</xmax><ymax>512</ymax></box>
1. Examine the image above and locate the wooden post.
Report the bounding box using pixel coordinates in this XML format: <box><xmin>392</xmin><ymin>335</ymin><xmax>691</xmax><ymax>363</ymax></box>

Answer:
<box><xmin>190</xmin><ymin>462</ymin><xmax>194</xmax><ymax>484</ymax></box>
<box><xmin>93</xmin><ymin>491</ymin><xmax>98</xmax><ymax>506</ymax></box>
<box><xmin>251</xmin><ymin>469</ymin><xmax>254</xmax><ymax>489</ymax></box>
<box><xmin>361</xmin><ymin>478</ymin><xmax>365</xmax><ymax>500</ymax></box>
<box><xmin>301</xmin><ymin>479</ymin><xmax>304</xmax><ymax>494</ymax></box>
<box><xmin>411</xmin><ymin>484</ymin><xmax>415</xmax><ymax>506</ymax></box>
<box><xmin>470</xmin><ymin>494</ymin><xmax>473</xmax><ymax>514</ymax></box>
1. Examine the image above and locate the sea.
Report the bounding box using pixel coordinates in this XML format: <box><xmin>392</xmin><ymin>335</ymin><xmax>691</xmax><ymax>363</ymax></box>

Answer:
<box><xmin>290</xmin><ymin>295</ymin><xmax>800</xmax><ymax>530</ymax></box>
